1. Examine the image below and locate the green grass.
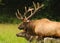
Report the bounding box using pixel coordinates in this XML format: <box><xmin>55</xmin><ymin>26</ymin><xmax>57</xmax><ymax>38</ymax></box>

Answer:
<box><xmin>0</xmin><ymin>24</ymin><xmax>28</xmax><ymax>43</ymax></box>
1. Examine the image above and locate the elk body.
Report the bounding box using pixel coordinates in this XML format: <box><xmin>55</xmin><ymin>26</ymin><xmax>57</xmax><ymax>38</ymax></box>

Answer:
<box><xmin>26</xmin><ymin>19</ymin><xmax>60</xmax><ymax>37</ymax></box>
<box><xmin>16</xmin><ymin>2</ymin><xmax>60</xmax><ymax>41</ymax></box>
<box><xmin>18</xmin><ymin>18</ymin><xmax>60</xmax><ymax>37</ymax></box>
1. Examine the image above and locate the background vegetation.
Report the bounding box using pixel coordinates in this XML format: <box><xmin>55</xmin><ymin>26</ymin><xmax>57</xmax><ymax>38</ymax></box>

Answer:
<box><xmin>0</xmin><ymin>0</ymin><xmax>60</xmax><ymax>23</ymax></box>
<box><xmin>0</xmin><ymin>24</ymin><xmax>28</xmax><ymax>43</ymax></box>
<box><xmin>0</xmin><ymin>0</ymin><xmax>60</xmax><ymax>43</ymax></box>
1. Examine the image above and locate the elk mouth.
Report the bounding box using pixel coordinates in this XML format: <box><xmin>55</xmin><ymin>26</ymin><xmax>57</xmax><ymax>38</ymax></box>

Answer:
<box><xmin>16</xmin><ymin>32</ymin><xmax>26</xmax><ymax>37</ymax></box>
<box><xmin>16</xmin><ymin>32</ymin><xmax>32</xmax><ymax>41</ymax></box>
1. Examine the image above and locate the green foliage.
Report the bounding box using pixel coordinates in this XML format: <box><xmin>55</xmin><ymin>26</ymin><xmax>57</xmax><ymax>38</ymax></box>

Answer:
<box><xmin>0</xmin><ymin>0</ymin><xmax>2</xmax><ymax>3</ymax></box>
<box><xmin>0</xmin><ymin>24</ymin><xmax>28</xmax><ymax>43</ymax></box>
<box><xmin>0</xmin><ymin>0</ymin><xmax>60</xmax><ymax>23</ymax></box>
<box><xmin>0</xmin><ymin>15</ymin><xmax>21</xmax><ymax>24</ymax></box>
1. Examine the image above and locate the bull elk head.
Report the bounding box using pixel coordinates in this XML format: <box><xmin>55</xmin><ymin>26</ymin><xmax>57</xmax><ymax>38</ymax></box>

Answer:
<box><xmin>16</xmin><ymin>2</ymin><xmax>44</xmax><ymax>30</ymax></box>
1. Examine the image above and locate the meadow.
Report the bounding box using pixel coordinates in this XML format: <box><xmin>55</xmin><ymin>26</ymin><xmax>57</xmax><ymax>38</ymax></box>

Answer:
<box><xmin>0</xmin><ymin>24</ymin><xmax>28</xmax><ymax>43</ymax></box>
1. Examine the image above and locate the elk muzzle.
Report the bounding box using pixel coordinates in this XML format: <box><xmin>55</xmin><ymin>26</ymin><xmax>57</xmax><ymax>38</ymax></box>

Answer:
<box><xmin>18</xmin><ymin>26</ymin><xmax>24</xmax><ymax>30</ymax></box>
<box><xmin>16</xmin><ymin>32</ymin><xmax>26</xmax><ymax>37</ymax></box>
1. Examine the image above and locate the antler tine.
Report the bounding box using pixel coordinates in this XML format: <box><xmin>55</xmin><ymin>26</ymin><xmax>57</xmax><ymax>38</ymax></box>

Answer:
<box><xmin>25</xmin><ymin>6</ymin><xmax>27</xmax><ymax>12</ymax></box>
<box><xmin>37</xmin><ymin>2</ymin><xmax>40</xmax><ymax>8</ymax></box>
<box><xmin>27</xmin><ymin>2</ymin><xmax>44</xmax><ymax>19</ymax></box>
<box><xmin>16</xmin><ymin>12</ymin><xmax>20</xmax><ymax>19</ymax></box>
<box><xmin>16</xmin><ymin>9</ymin><xmax>23</xmax><ymax>20</ymax></box>
<box><xmin>24</xmin><ymin>6</ymin><xmax>27</xmax><ymax>18</ymax></box>
<box><xmin>33</xmin><ymin>2</ymin><xmax>36</xmax><ymax>10</ymax></box>
<box><xmin>24</xmin><ymin>6</ymin><xmax>34</xmax><ymax>19</ymax></box>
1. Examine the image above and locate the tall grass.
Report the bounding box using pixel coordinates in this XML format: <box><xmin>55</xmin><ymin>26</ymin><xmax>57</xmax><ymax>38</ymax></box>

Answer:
<box><xmin>0</xmin><ymin>24</ymin><xmax>28</xmax><ymax>43</ymax></box>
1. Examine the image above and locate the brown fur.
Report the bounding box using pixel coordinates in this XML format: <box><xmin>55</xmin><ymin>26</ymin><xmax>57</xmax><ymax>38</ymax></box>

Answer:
<box><xmin>16</xmin><ymin>2</ymin><xmax>49</xmax><ymax>41</ymax></box>
<box><xmin>18</xmin><ymin>18</ymin><xmax>60</xmax><ymax>37</ymax></box>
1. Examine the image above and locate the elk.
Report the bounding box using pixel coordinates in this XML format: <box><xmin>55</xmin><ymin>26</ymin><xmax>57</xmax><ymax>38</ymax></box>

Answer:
<box><xmin>16</xmin><ymin>2</ymin><xmax>43</xmax><ymax>41</ymax></box>
<box><xmin>16</xmin><ymin>1</ymin><xmax>60</xmax><ymax>41</ymax></box>
<box><xmin>16</xmin><ymin>31</ymin><xmax>39</xmax><ymax>41</ymax></box>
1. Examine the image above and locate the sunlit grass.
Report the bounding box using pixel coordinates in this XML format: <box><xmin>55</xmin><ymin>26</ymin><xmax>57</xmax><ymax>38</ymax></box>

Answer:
<box><xmin>0</xmin><ymin>24</ymin><xmax>28</xmax><ymax>43</ymax></box>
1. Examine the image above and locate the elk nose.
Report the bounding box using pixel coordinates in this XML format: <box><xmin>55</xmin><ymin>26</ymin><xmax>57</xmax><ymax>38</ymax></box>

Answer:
<box><xmin>16</xmin><ymin>34</ymin><xmax>20</xmax><ymax>37</ymax></box>
<box><xmin>16</xmin><ymin>33</ymin><xmax>23</xmax><ymax>37</ymax></box>
<box><xmin>18</xmin><ymin>27</ymin><xmax>23</xmax><ymax>30</ymax></box>
<box><xmin>16</xmin><ymin>32</ymin><xmax>25</xmax><ymax>37</ymax></box>
<box><xmin>18</xmin><ymin>27</ymin><xmax>20</xmax><ymax>29</ymax></box>
<box><xmin>18</xmin><ymin>27</ymin><xmax>20</xmax><ymax>30</ymax></box>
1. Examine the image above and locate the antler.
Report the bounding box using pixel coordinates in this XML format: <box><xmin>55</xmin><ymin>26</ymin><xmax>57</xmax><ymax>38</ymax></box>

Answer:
<box><xmin>16</xmin><ymin>2</ymin><xmax>44</xmax><ymax>20</ymax></box>
<box><xmin>16</xmin><ymin>9</ymin><xmax>23</xmax><ymax>20</ymax></box>
<box><xmin>27</xmin><ymin>2</ymin><xmax>44</xmax><ymax>19</ymax></box>
<box><xmin>24</xmin><ymin>6</ymin><xmax>34</xmax><ymax>19</ymax></box>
